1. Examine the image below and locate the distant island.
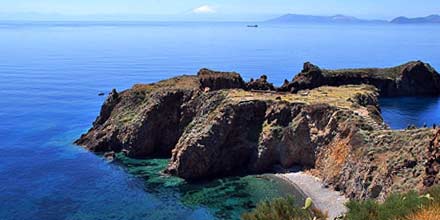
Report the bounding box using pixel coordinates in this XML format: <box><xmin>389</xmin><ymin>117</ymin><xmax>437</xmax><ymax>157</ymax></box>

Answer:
<box><xmin>267</xmin><ymin>14</ymin><xmax>386</xmax><ymax>24</ymax></box>
<box><xmin>267</xmin><ymin>14</ymin><xmax>440</xmax><ymax>24</ymax></box>
<box><xmin>391</xmin><ymin>14</ymin><xmax>440</xmax><ymax>24</ymax></box>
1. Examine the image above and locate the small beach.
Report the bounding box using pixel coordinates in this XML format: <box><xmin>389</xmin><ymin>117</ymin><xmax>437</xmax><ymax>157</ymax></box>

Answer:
<box><xmin>274</xmin><ymin>172</ymin><xmax>349</xmax><ymax>219</ymax></box>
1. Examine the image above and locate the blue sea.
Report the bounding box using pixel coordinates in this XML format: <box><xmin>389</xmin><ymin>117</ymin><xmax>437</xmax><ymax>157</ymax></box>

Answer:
<box><xmin>1</xmin><ymin>21</ymin><xmax>440</xmax><ymax>220</ymax></box>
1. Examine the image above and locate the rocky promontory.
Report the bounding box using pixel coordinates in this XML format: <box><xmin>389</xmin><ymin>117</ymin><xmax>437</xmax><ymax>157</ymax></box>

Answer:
<box><xmin>280</xmin><ymin>61</ymin><xmax>440</xmax><ymax>96</ymax></box>
<box><xmin>76</xmin><ymin>62</ymin><xmax>440</xmax><ymax>200</ymax></box>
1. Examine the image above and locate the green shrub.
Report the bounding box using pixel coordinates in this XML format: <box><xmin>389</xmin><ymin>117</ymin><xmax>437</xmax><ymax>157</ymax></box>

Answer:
<box><xmin>345</xmin><ymin>199</ymin><xmax>380</xmax><ymax>220</ymax></box>
<box><xmin>426</xmin><ymin>185</ymin><xmax>440</xmax><ymax>205</ymax></box>
<box><xmin>241</xmin><ymin>196</ymin><xmax>320</xmax><ymax>220</ymax></box>
<box><xmin>345</xmin><ymin>191</ymin><xmax>430</xmax><ymax>220</ymax></box>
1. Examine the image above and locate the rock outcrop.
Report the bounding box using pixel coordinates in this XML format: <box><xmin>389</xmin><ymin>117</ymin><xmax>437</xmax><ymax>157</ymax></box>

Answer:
<box><xmin>198</xmin><ymin>68</ymin><xmax>245</xmax><ymax>91</ymax></box>
<box><xmin>280</xmin><ymin>61</ymin><xmax>440</xmax><ymax>96</ymax></box>
<box><xmin>76</xmin><ymin>63</ymin><xmax>440</xmax><ymax>200</ymax></box>
<box><xmin>246</xmin><ymin>75</ymin><xmax>276</xmax><ymax>91</ymax></box>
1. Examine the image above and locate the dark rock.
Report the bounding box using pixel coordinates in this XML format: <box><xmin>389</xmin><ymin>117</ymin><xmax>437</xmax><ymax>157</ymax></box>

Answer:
<box><xmin>403</xmin><ymin>159</ymin><xmax>417</xmax><ymax>168</ymax></box>
<box><xmin>245</xmin><ymin>75</ymin><xmax>276</xmax><ymax>91</ymax></box>
<box><xmin>369</xmin><ymin>185</ymin><xmax>383</xmax><ymax>198</ymax></box>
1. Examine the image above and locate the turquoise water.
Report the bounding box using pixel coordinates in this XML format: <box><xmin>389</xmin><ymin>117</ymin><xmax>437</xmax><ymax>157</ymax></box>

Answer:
<box><xmin>1</xmin><ymin>21</ymin><xmax>440</xmax><ymax>220</ymax></box>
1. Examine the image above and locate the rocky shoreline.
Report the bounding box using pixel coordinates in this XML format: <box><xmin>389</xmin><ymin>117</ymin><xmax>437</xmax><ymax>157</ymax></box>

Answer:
<box><xmin>76</xmin><ymin>61</ymin><xmax>440</xmax><ymax>201</ymax></box>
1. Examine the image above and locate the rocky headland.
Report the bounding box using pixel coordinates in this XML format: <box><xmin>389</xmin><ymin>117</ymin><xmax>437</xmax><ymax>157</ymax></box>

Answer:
<box><xmin>280</xmin><ymin>61</ymin><xmax>440</xmax><ymax>96</ymax></box>
<box><xmin>76</xmin><ymin>61</ymin><xmax>440</xmax><ymax>201</ymax></box>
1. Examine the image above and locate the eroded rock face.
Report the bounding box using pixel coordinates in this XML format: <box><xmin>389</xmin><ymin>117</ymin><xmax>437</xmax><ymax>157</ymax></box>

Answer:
<box><xmin>325</xmin><ymin>128</ymin><xmax>437</xmax><ymax>201</ymax></box>
<box><xmin>424</xmin><ymin>130</ymin><xmax>440</xmax><ymax>187</ymax></box>
<box><xmin>76</xmin><ymin>88</ymin><xmax>196</xmax><ymax>157</ymax></box>
<box><xmin>167</xmin><ymin>100</ymin><xmax>268</xmax><ymax>179</ymax></box>
<box><xmin>281</xmin><ymin>61</ymin><xmax>440</xmax><ymax>96</ymax></box>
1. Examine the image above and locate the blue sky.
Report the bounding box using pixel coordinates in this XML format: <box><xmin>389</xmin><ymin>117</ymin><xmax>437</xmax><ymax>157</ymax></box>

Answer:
<box><xmin>1</xmin><ymin>0</ymin><xmax>439</xmax><ymax>21</ymax></box>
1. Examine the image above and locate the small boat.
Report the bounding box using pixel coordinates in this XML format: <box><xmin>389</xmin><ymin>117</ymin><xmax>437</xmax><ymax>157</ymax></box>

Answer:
<box><xmin>247</xmin><ymin>24</ymin><xmax>258</xmax><ymax>28</ymax></box>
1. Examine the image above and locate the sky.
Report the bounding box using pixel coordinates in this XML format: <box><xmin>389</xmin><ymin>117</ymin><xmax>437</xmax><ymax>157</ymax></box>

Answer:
<box><xmin>1</xmin><ymin>0</ymin><xmax>439</xmax><ymax>21</ymax></box>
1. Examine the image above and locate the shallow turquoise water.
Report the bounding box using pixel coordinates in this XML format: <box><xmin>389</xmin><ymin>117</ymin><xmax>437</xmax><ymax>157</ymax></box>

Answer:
<box><xmin>1</xmin><ymin>21</ymin><xmax>440</xmax><ymax>220</ymax></box>
<box><xmin>115</xmin><ymin>154</ymin><xmax>302</xmax><ymax>219</ymax></box>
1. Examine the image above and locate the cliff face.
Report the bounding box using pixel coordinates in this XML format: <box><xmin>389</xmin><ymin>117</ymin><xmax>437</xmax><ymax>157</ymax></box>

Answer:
<box><xmin>76</xmin><ymin>63</ymin><xmax>440</xmax><ymax>200</ymax></box>
<box><xmin>75</xmin><ymin>76</ymin><xmax>199</xmax><ymax>157</ymax></box>
<box><xmin>280</xmin><ymin>61</ymin><xmax>440</xmax><ymax>97</ymax></box>
<box><xmin>315</xmin><ymin>128</ymin><xmax>438</xmax><ymax>200</ymax></box>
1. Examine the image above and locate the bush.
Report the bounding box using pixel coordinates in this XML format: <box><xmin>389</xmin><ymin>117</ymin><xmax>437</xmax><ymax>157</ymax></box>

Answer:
<box><xmin>345</xmin><ymin>191</ymin><xmax>430</xmax><ymax>220</ymax></box>
<box><xmin>241</xmin><ymin>196</ymin><xmax>326</xmax><ymax>220</ymax></box>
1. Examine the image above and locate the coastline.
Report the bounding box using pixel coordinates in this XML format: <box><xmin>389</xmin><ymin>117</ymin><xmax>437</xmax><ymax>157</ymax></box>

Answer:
<box><xmin>271</xmin><ymin>172</ymin><xmax>348</xmax><ymax>219</ymax></box>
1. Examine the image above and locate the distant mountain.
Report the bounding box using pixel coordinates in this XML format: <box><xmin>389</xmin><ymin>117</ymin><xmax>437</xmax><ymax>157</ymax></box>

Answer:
<box><xmin>267</xmin><ymin>14</ymin><xmax>386</xmax><ymax>24</ymax></box>
<box><xmin>391</xmin><ymin>15</ymin><xmax>440</xmax><ymax>24</ymax></box>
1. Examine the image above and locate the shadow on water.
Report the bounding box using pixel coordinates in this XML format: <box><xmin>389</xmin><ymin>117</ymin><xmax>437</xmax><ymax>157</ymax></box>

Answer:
<box><xmin>379</xmin><ymin>96</ymin><xmax>440</xmax><ymax>129</ymax></box>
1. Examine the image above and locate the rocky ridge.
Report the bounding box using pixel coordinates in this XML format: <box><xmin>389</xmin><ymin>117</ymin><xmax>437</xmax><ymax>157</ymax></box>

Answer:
<box><xmin>76</xmin><ymin>62</ymin><xmax>440</xmax><ymax>200</ymax></box>
<box><xmin>280</xmin><ymin>61</ymin><xmax>440</xmax><ymax>96</ymax></box>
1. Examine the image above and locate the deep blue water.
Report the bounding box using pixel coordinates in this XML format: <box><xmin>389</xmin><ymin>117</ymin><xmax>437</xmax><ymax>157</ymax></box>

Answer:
<box><xmin>1</xmin><ymin>21</ymin><xmax>440</xmax><ymax>220</ymax></box>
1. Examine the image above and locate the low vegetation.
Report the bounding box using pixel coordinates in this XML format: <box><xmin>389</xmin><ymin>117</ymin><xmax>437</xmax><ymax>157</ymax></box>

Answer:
<box><xmin>242</xmin><ymin>185</ymin><xmax>440</xmax><ymax>220</ymax></box>
<box><xmin>345</xmin><ymin>191</ymin><xmax>429</xmax><ymax>220</ymax></box>
<box><xmin>322</xmin><ymin>61</ymin><xmax>419</xmax><ymax>79</ymax></box>
<box><xmin>241</xmin><ymin>196</ymin><xmax>327</xmax><ymax>220</ymax></box>
<box><xmin>227</xmin><ymin>85</ymin><xmax>377</xmax><ymax>110</ymax></box>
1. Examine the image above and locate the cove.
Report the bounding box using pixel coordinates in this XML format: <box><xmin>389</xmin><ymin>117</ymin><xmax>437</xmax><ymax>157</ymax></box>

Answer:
<box><xmin>380</xmin><ymin>97</ymin><xmax>440</xmax><ymax>129</ymax></box>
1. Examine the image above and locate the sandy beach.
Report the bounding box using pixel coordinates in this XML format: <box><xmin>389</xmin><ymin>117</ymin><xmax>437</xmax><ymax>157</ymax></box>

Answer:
<box><xmin>275</xmin><ymin>172</ymin><xmax>348</xmax><ymax>219</ymax></box>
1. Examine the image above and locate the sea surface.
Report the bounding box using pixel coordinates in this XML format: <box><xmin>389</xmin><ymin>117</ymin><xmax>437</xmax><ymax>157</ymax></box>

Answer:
<box><xmin>1</xmin><ymin>21</ymin><xmax>440</xmax><ymax>220</ymax></box>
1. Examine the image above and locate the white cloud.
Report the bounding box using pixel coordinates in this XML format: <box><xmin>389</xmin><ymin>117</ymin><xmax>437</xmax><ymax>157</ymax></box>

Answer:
<box><xmin>192</xmin><ymin>5</ymin><xmax>216</xmax><ymax>14</ymax></box>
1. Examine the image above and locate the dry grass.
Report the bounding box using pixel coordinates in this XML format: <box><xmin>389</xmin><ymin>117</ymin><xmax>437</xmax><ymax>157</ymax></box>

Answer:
<box><xmin>401</xmin><ymin>205</ymin><xmax>440</xmax><ymax>220</ymax></box>
<box><xmin>132</xmin><ymin>75</ymin><xmax>199</xmax><ymax>92</ymax></box>
<box><xmin>227</xmin><ymin>85</ymin><xmax>377</xmax><ymax>109</ymax></box>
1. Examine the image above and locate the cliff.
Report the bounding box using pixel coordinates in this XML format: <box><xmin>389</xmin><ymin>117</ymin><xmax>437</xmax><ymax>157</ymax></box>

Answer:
<box><xmin>279</xmin><ymin>61</ymin><xmax>440</xmax><ymax>97</ymax></box>
<box><xmin>76</xmin><ymin>63</ymin><xmax>440</xmax><ymax>200</ymax></box>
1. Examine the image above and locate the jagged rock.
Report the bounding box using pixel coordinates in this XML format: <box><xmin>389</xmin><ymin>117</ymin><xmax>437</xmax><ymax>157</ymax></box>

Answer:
<box><xmin>246</xmin><ymin>75</ymin><xmax>276</xmax><ymax>91</ymax></box>
<box><xmin>281</xmin><ymin>61</ymin><xmax>440</xmax><ymax>96</ymax></box>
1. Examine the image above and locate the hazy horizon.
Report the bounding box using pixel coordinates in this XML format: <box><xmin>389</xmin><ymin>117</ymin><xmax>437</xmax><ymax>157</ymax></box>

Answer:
<box><xmin>1</xmin><ymin>0</ymin><xmax>440</xmax><ymax>21</ymax></box>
